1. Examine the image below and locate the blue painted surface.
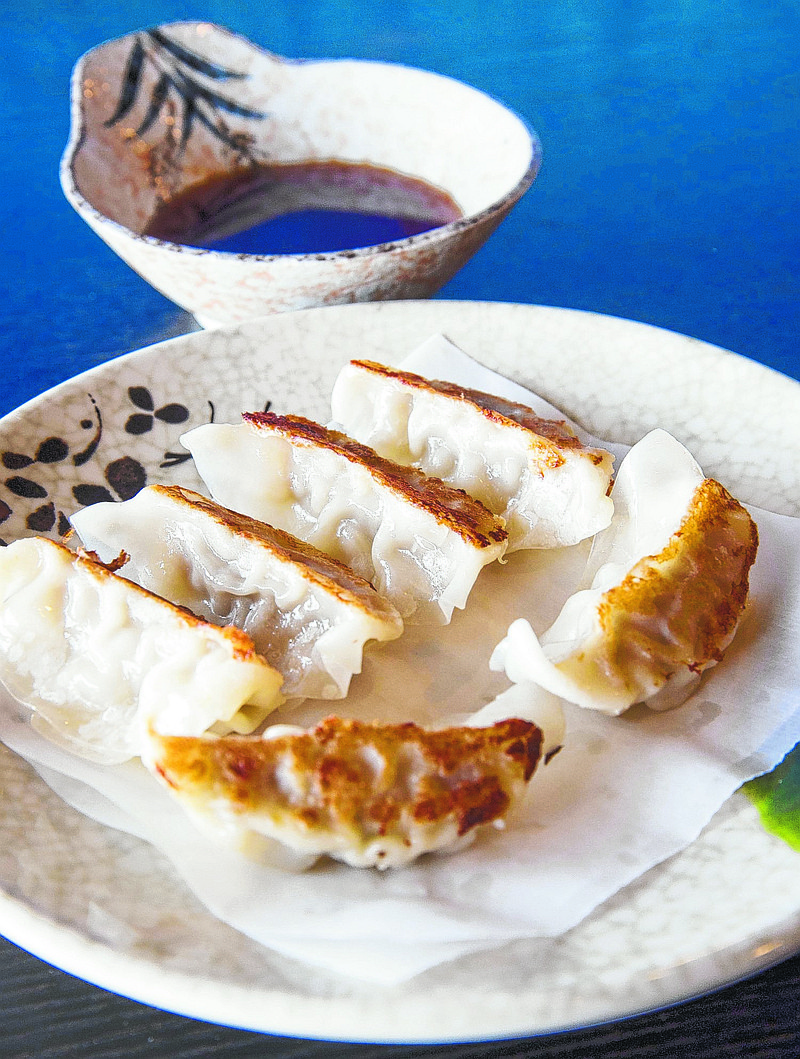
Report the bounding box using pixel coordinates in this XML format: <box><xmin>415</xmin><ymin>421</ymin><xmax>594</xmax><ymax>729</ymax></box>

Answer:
<box><xmin>1</xmin><ymin>0</ymin><xmax>799</xmax><ymax>417</ymax></box>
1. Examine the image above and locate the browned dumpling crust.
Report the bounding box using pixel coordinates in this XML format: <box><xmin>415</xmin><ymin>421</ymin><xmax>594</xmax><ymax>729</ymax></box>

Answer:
<box><xmin>242</xmin><ymin>412</ymin><xmax>508</xmax><ymax>551</ymax></box>
<box><xmin>182</xmin><ymin>412</ymin><xmax>510</xmax><ymax>622</ymax></box>
<box><xmin>145</xmin><ymin>485</ymin><xmax>403</xmax><ymax>625</ymax></box>
<box><xmin>492</xmin><ymin>463</ymin><xmax>760</xmax><ymax>715</ymax></box>
<box><xmin>347</xmin><ymin>359</ymin><xmax>604</xmax><ymax>467</ymax></box>
<box><xmin>596</xmin><ymin>477</ymin><xmax>759</xmax><ymax>692</ymax></box>
<box><xmin>329</xmin><ymin>359</ymin><xmax>615</xmax><ymax>551</ymax></box>
<box><xmin>146</xmin><ymin>716</ymin><xmax>547</xmax><ymax>868</ymax></box>
<box><xmin>0</xmin><ymin>537</ymin><xmax>286</xmax><ymax>762</ymax></box>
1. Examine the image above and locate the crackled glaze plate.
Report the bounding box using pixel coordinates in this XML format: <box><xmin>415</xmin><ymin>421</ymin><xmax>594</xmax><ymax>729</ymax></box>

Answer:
<box><xmin>1</xmin><ymin>301</ymin><xmax>799</xmax><ymax>1043</ymax></box>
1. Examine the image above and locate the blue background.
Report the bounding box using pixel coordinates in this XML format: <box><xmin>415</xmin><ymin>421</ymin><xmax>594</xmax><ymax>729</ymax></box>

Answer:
<box><xmin>2</xmin><ymin>0</ymin><xmax>799</xmax><ymax>419</ymax></box>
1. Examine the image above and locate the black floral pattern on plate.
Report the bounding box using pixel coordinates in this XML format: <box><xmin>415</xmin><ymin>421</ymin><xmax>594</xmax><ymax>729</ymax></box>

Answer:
<box><xmin>0</xmin><ymin>386</ymin><xmax>230</xmax><ymax>546</ymax></box>
<box><xmin>125</xmin><ymin>385</ymin><xmax>190</xmax><ymax>436</ymax></box>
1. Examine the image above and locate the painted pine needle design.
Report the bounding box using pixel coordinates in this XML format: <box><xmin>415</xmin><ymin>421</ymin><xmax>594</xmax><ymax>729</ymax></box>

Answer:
<box><xmin>104</xmin><ymin>29</ymin><xmax>268</xmax><ymax>153</ymax></box>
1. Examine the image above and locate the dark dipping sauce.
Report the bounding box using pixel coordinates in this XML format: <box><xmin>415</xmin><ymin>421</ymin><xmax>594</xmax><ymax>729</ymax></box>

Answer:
<box><xmin>143</xmin><ymin>160</ymin><xmax>464</xmax><ymax>255</ymax></box>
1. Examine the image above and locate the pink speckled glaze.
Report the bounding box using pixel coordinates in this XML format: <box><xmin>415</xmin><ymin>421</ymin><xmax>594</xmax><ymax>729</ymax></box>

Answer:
<box><xmin>61</xmin><ymin>22</ymin><xmax>541</xmax><ymax>327</ymax></box>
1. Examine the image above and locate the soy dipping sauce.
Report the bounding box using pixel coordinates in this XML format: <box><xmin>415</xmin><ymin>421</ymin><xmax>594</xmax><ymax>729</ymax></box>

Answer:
<box><xmin>144</xmin><ymin>160</ymin><xmax>463</xmax><ymax>255</ymax></box>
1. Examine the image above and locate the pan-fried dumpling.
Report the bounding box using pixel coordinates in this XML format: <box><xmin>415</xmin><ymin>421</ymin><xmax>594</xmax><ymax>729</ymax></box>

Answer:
<box><xmin>0</xmin><ymin>537</ymin><xmax>284</xmax><ymax>762</ymax></box>
<box><xmin>181</xmin><ymin>413</ymin><xmax>508</xmax><ymax>623</ymax></box>
<box><xmin>71</xmin><ymin>486</ymin><xmax>403</xmax><ymax>700</ymax></box>
<box><xmin>490</xmin><ymin>430</ymin><xmax>759</xmax><ymax>714</ymax></box>
<box><xmin>143</xmin><ymin>715</ymin><xmax>547</xmax><ymax>869</ymax></box>
<box><xmin>330</xmin><ymin>359</ymin><xmax>615</xmax><ymax>551</ymax></box>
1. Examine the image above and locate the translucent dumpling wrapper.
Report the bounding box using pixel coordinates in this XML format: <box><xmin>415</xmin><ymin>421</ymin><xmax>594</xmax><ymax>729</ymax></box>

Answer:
<box><xmin>143</xmin><ymin>714</ymin><xmax>553</xmax><ymax>870</ymax></box>
<box><xmin>491</xmin><ymin>430</ymin><xmax>759</xmax><ymax>714</ymax></box>
<box><xmin>181</xmin><ymin>413</ymin><xmax>508</xmax><ymax>623</ymax></box>
<box><xmin>0</xmin><ymin>537</ymin><xmax>285</xmax><ymax>763</ymax></box>
<box><xmin>71</xmin><ymin>485</ymin><xmax>403</xmax><ymax>701</ymax></box>
<box><xmin>330</xmin><ymin>359</ymin><xmax>615</xmax><ymax>551</ymax></box>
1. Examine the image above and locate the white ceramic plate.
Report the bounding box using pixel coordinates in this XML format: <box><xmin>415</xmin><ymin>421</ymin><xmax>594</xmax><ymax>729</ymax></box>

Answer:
<box><xmin>1</xmin><ymin>301</ymin><xmax>799</xmax><ymax>1043</ymax></box>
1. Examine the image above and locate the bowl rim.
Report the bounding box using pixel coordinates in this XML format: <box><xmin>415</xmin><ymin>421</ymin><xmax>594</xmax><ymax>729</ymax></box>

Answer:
<box><xmin>60</xmin><ymin>20</ymin><xmax>542</xmax><ymax>264</ymax></box>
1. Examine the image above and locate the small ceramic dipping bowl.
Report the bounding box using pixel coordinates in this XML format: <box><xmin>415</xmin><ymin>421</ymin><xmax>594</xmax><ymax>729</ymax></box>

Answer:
<box><xmin>61</xmin><ymin>22</ymin><xmax>541</xmax><ymax>328</ymax></box>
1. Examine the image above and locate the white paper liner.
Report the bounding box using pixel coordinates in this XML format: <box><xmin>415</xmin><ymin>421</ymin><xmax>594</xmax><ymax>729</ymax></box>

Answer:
<box><xmin>0</xmin><ymin>337</ymin><xmax>798</xmax><ymax>984</ymax></box>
